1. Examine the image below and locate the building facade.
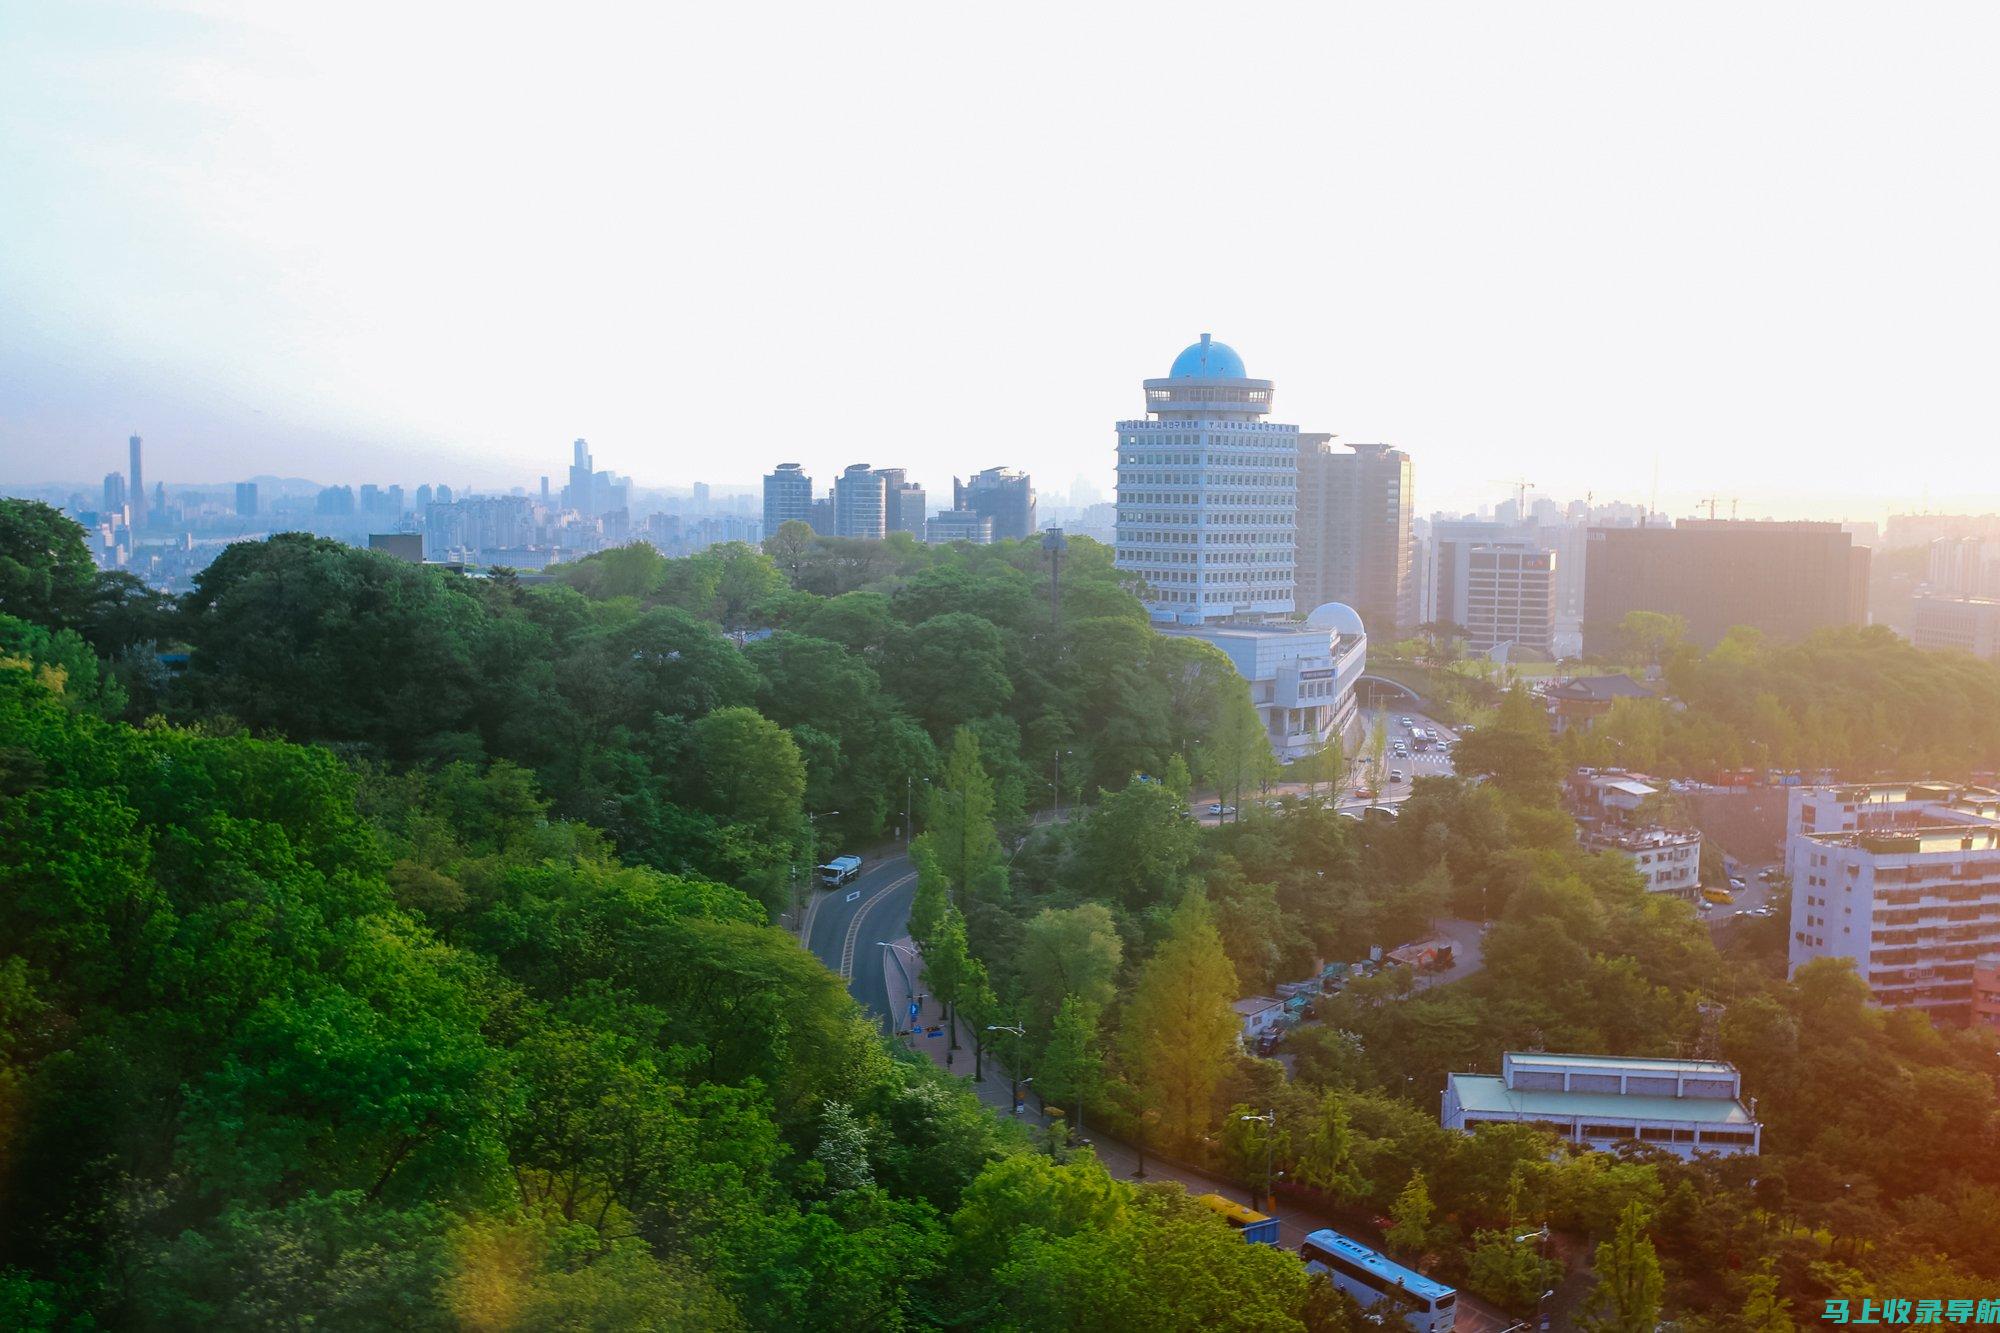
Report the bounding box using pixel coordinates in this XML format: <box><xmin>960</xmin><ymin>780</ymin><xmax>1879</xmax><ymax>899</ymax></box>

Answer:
<box><xmin>834</xmin><ymin>463</ymin><xmax>887</xmax><ymax>540</ymax></box>
<box><xmin>1430</xmin><ymin>522</ymin><xmax>1558</xmax><ymax>656</ymax></box>
<box><xmin>954</xmin><ymin>467</ymin><xmax>1036</xmax><ymax>542</ymax></box>
<box><xmin>925</xmin><ymin>510</ymin><xmax>994</xmax><ymax>544</ymax></box>
<box><xmin>234</xmin><ymin>482</ymin><xmax>258</xmax><ymax>518</ymax></box>
<box><xmin>1154</xmin><ymin>601</ymin><xmax>1366</xmax><ymax>761</ymax></box>
<box><xmin>1443</xmin><ymin>1052</ymin><xmax>1761</xmax><ymax>1158</ymax></box>
<box><xmin>1296</xmin><ymin>436</ymin><xmax>1413</xmax><ymax>637</ymax></box>
<box><xmin>1786</xmin><ymin>782</ymin><xmax>2000</xmax><ymax>1024</ymax></box>
<box><xmin>1584</xmin><ymin>520</ymin><xmax>1869</xmax><ymax>653</ymax></box>
<box><xmin>873</xmin><ymin>468</ymin><xmax>926</xmax><ymax>535</ymax></box>
<box><xmin>1911</xmin><ymin>595</ymin><xmax>2000</xmax><ymax>662</ymax></box>
<box><xmin>128</xmin><ymin>435</ymin><xmax>145</xmax><ymax>527</ymax></box>
<box><xmin>1115</xmin><ymin>335</ymin><xmax>1298</xmax><ymax>624</ymax></box>
<box><xmin>762</xmin><ymin>463</ymin><xmax>813</xmax><ymax>536</ymax></box>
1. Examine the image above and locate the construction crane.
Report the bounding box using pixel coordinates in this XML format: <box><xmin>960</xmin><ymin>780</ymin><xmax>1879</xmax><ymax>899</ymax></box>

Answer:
<box><xmin>1487</xmin><ymin>477</ymin><xmax>1535</xmax><ymax>515</ymax></box>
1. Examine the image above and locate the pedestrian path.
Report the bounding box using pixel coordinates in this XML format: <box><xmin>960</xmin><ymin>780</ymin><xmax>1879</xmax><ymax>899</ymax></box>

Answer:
<box><xmin>876</xmin><ymin>936</ymin><xmax>1519</xmax><ymax>1333</ymax></box>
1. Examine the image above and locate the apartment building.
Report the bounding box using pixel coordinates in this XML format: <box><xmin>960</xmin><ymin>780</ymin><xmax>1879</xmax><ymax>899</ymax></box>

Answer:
<box><xmin>1786</xmin><ymin>782</ymin><xmax>2000</xmax><ymax>1023</ymax></box>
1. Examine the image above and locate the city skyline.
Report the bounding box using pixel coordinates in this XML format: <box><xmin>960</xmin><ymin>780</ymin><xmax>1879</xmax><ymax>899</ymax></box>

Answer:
<box><xmin>6</xmin><ymin>5</ymin><xmax>2000</xmax><ymax>519</ymax></box>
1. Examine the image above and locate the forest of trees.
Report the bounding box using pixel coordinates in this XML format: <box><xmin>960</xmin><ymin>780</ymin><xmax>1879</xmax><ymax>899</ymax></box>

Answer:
<box><xmin>2</xmin><ymin>496</ymin><xmax>1998</xmax><ymax>1329</ymax></box>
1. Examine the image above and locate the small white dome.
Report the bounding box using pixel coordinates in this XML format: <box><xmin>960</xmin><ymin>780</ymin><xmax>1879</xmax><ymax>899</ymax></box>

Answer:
<box><xmin>1305</xmin><ymin>601</ymin><xmax>1367</xmax><ymax>638</ymax></box>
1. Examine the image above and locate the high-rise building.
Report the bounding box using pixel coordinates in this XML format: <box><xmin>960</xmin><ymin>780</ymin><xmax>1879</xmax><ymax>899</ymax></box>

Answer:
<box><xmin>763</xmin><ymin>463</ymin><xmax>814</xmax><ymax>535</ymax></box>
<box><xmin>1787</xmin><ymin>782</ymin><xmax>2000</xmax><ymax>1025</ymax></box>
<box><xmin>128</xmin><ymin>434</ymin><xmax>145</xmax><ymax>527</ymax></box>
<box><xmin>1911</xmin><ymin>595</ymin><xmax>2000</xmax><ymax>661</ymax></box>
<box><xmin>1929</xmin><ymin>537</ymin><xmax>2000</xmax><ymax>599</ymax></box>
<box><xmin>1296</xmin><ymin>436</ymin><xmax>1413</xmax><ymax>634</ymax></box>
<box><xmin>1583</xmin><ymin>521</ymin><xmax>1869</xmax><ymax>654</ymax></box>
<box><xmin>807</xmin><ymin>495</ymin><xmax>835</xmax><ymax>536</ymax></box>
<box><xmin>1114</xmin><ymin>334</ymin><xmax>1297</xmax><ymax>623</ymax></box>
<box><xmin>235</xmin><ymin>482</ymin><xmax>258</xmax><ymax>518</ymax></box>
<box><xmin>103</xmin><ymin>472</ymin><xmax>127</xmax><ymax>514</ymax></box>
<box><xmin>834</xmin><ymin>463</ymin><xmax>887</xmax><ymax>539</ymax></box>
<box><xmin>955</xmin><ymin>467</ymin><xmax>1037</xmax><ymax>542</ymax></box>
<box><xmin>872</xmin><ymin>468</ymin><xmax>926</xmax><ymax>535</ymax></box>
<box><xmin>1430</xmin><ymin>523</ymin><xmax>1558</xmax><ymax>656</ymax></box>
<box><xmin>316</xmin><ymin>485</ymin><xmax>356</xmax><ymax>516</ymax></box>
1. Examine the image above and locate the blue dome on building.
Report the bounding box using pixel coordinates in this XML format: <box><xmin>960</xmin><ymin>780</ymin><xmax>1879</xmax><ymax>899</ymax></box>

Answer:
<box><xmin>1169</xmin><ymin>333</ymin><xmax>1246</xmax><ymax>379</ymax></box>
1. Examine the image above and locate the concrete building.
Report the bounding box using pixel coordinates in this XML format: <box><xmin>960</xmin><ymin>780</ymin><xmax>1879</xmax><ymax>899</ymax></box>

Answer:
<box><xmin>762</xmin><ymin>463</ymin><xmax>813</xmax><ymax>536</ymax></box>
<box><xmin>1583</xmin><ymin>520</ymin><xmax>1869</xmax><ymax>653</ymax></box>
<box><xmin>1928</xmin><ymin>537</ymin><xmax>2000</xmax><ymax>598</ymax></box>
<box><xmin>1296</xmin><ymin>436</ymin><xmax>1414</xmax><ymax>636</ymax></box>
<box><xmin>1787</xmin><ymin>782</ymin><xmax>2000</xmax><ymax>1024</ymax></box>
<box><xmin>1443</xmin><ymin>1052</ymin><xmax>1762</xmax><ymax>1158</ymax></box>
<box><xmin>368</xmin><ymin>533</ymin><xmax>424</xmax><ymax>563</ymax></box>
<box><xmin>873</xmin><ymin>468</ymin><xmax>926</xmax><ymax>535</ymax></box>
<box><xmin>1974</xmin><ymin>957</ymin><xmax>2000</xmax><ymax>1031</ymax></box>
<box><xmin>1154</xmin><ymin>601</ymin><xmax>1366</xmax><ymax>761</ymax></box>
<box><xmin>954</xmin><ymin>467</ymin><xmax>1036</xmax><ymax>542</ymax></box>
<box><xmin>1430</xmin><ymin>522</ymin><xmax>1558</xmax><ymax>656</ymax></box>
<box><xmin>1911</xmin><ymin>595</ymin><xmax>2000</xmax><ymax>662</ymax></box>
<box><xmin>128</xmin><ymin>435</ymin><xmax>146</xmax><ymax>528</ymax></box>
<box><xmin>1115</xmin><ymin>334</ymin><xmax>1298</xmax><ymax>623</ymax></box>
<box><xmin>1589</xmin><ymin>826</ymin><xmax>1703</xmax><ymax>900</ymax></box>
<box><xmin>834</xmin><ymin>463</ymin><xmax>887</xmax><ymax>539</ymax></box>
<box><xmin>925</xmin><ymin>510</ymin><xmax>994</xmax><ymax>544</ymax></box>
<box><xmin>1233</xmin><ymin>996</ymin><xmax>1286</xmax><ymax>1047</ymax></box>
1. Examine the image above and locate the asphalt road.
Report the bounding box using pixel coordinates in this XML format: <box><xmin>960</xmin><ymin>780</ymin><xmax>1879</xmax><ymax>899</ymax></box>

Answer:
<box><xmin>803</xmin><ymin>850</ymin><xmax>918</xmax><ymax>1032</ymax></box>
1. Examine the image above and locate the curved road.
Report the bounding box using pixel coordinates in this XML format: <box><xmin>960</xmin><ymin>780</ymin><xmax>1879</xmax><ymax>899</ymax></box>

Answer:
<box><xmin>804</xmin><ymin>851</ymin><xmax>918</xmax><ymax>1031</ymax></box>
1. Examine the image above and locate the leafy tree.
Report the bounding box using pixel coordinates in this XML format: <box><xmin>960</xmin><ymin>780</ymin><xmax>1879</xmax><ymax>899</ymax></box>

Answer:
<box><xmin>1384</xmin><ymin>1169</ymin><xmax>1437</xmax><ymax>1256</ymax></box>
<box><xmin>1579</xmin><ymin>1202</ymin><xmax>1664</xmax><ymax>1333</ymax></box>
<box><xmin>1296</xmin><ymin>1088</ymin><xmax>1376</xmax><ymax>1200</ymax></box>
<box><xmin>1039</xmin><ymin>996</ymin><xmax>1106</xmax><ymax>1135</ymax></box>
<box><xmin>1738</xmin><ymin>1259</ymin><xmax>1796</xmax><ymax>1333</ymax></box>
<box><xmin>687</xmin><ymin>705</ymin><xmax>807</xmax><ymax>834</ymax></box>
<box><xmin>1073</xmin><ymin>773</ymin><xmax>1200</xmax><ymax>910</ymax></box>
<box><xmin>1017</xmin><ymin>904</ymin><xmax>1123</xmax><ymax>1035</ymax></box>
<box><xmin>0</xmin><ymin>499</ymin><xmax>98</xmax><ymax>633</ymax></box>
<box><xmin>914</xmin><ymin>727</ymin><xmax>1007</xmax><ymax>902</ymax></box>
<box><xmin>1123</xmin><ymin>890</ymin><xmax>1240</xmax><ymax>1153</ymax></box>
<box><xmin>1464</xmin><ymin>1228</ymin><xmax>1562</xmax><ymax>1316</ymax></box>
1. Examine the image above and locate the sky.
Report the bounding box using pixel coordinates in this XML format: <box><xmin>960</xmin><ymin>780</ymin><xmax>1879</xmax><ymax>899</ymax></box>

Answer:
<box><xmin>4</xmin><ymin>1</ymin><xmax>1998</xmax><ymax>520</ymax></box>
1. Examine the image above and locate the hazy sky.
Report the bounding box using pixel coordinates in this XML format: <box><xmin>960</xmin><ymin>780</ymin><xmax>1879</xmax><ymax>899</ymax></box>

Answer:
<box><xmin>5</xmin><ymin>2</ymin><xmax>1998</xmax><ymax>519</ymax></box>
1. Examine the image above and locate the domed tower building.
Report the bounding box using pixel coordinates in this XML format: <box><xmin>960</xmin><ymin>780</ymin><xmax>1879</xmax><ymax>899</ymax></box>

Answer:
<box><xmin>1115</xmin><ymin>334</ymin><xmax>1299</xmax><ymax>623</ymax></box>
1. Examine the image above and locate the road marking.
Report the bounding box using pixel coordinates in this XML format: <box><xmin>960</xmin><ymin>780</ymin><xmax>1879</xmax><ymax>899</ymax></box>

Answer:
<box><xmin>839</xmin><ymin>871</ymin><xmax>915</xmax><ymax>982</ymax></box>
<box><xmin>846</xmin><ymin>890</ymin><xmax>861</xmax><ymax>902</ymax></box>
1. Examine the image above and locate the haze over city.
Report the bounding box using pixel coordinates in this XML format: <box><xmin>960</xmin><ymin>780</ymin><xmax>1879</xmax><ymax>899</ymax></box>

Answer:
<box><xmin>6</xmin><ymin>2</ymin><xmax>2000</xmax><ymax>519</ymax></box>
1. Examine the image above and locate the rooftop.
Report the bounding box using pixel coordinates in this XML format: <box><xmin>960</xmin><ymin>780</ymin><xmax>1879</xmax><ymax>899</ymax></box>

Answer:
<box><xmin>1232</xmin><ymin>995</ymin><xmax>1283</xmax><ymax>1016</ymax></box>
<box><xmin>1548</xmin><ymin>675</ymin><xmax>1653</xmax><ymax>703</ymax></box>
<box><xmin>1452</xmin><ymin>1074</ymin><xmax>1756</xmax><ymax>1126</ymax></box>
<box><xmin>1169</xmin><ymin>333</ymin><xmax>1247</xmax><ymax>380</ymax></box>
<box><xmin>1508</xmin><ymin>1051</ymin><xmax>1738</xmax><ymax>1077</ymax></box>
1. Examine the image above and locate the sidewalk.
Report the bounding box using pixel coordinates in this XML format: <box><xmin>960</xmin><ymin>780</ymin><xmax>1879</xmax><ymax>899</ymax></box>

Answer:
<box><xmin>877</xmin><ymin>937</ymin><xmax>1518</xmax><ymax>1333</ymax></box>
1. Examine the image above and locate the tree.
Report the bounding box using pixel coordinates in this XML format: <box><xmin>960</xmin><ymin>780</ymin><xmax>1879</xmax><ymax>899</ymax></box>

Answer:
<box><xmin>1039</xmin><ymin>996</ymin><xmax>1106</xmax><ymax>1135</ymax></box>
<box><xmin>1579</xmin><ymin>1202</ymin><xmax>1664</xmax><ymax>1333</ymax></box>
<box><xmin>0</xmin><ymin>499</ymin><xmax>98</xmax><ymax>634</ymax></box>
<box><xmin>1738</xmin><ymin>1259</ymin><xmax>1795</xmax><ymax>1333</ymax></box>
<box><xmin>764</xmin><ymin>519</ymin><xmax>816</xmax><ymax>584</ymax></box>
<box><xmin>687</xmin><ymin>705</ymin><xmax>807</xmax><ymax>835</ymax></box>
<box><xmin>1123</xmin><ymin>890</ymin><xmax>1241</xmax><ymax>1153</ymax></box>
<box><xmin>1384</xmin><ymin>1169</ymin><xmax>1437</xmax><ymax>1257</ymax></box>
<box><xmin>1296</xmin><ymin>1096</ymin><xmax>1376</xmax><ymax>1200</ymax></box>
<box><xmin>1464</xmin><ymin>1228</ymin><xmax>1562</xmax><ymax>1316</ymax></box>
<box><xmin>1017</xmin><ymin>904</ymin><xmax>1123</xmax><ymax>1035</ymax></box>
<box><xmin>1201</xmin><ymin>683</ymin><xmax>1275</xmax><ymax>819</ymax></box>
<box><xmin>915</xmin><ymin>727</ymin><xmax>1007</xmax><ymax>901</ymax></box>
<box><xmin>922</xmin><ymin>908</ymin><xmax>973</xmax><ymax>1049</ymax></box>
<box><xmin>1072</xmin><ymin>774</ymin><xmax>1200</xmax><ymax>910</ymax></box>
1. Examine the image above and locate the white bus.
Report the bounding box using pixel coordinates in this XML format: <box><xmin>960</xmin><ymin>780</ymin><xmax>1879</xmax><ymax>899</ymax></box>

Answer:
<box><xmin>1299</xmin><ymin>1228</ymin><xmax>1456</xmax><ymax>1333</ymax></box>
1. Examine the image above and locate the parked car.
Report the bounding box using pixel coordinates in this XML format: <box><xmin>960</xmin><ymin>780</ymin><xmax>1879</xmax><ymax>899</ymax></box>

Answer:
<box><xmin>1207</xmin><ymin>802</ymin><xmax>1236</xmax><ymax>816</ymax></box>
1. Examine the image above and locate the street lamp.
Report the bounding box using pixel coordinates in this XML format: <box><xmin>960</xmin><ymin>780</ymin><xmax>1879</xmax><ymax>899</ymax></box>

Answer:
<box><xmin>987</xmin><ymin>1023</ymin><xmax>1025</xmax><ymax>1104</ymax></box>
<box><xmin>1239</xmin><ymin>1108</ymin><xmax>1277</xmax><ymax>1213</ymax></box>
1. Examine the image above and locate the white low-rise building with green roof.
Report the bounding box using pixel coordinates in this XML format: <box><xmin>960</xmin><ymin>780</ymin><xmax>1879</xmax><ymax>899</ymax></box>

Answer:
<box><xmin>1442</xmin><ymin>1051</ymin><xmax>1761</xmax><ymax>1159</ymax></box>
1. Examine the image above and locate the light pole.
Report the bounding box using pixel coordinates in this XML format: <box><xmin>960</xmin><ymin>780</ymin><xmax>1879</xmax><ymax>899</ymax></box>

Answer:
<box><xmin>1239</xmin><ymin>1108</ymin><xmax>1277</xmax><ymax>1213</ymax></box>
<box><xmin>879</xmin><ymin>940</ymin><xmax>922</xmax><ymax>1042</ymax></box>
<box><xmin>989</xmin><ymin>1023</ymin><xmax>1030</xmax><ymax>1113</ymax></box>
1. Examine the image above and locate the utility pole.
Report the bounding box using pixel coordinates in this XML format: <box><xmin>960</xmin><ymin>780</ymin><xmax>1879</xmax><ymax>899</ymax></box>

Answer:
<box><xmin>1239</xmin><ymin>1108</ymin><xmax>1277</xmax><ymax>1212</ymax></box>
<box><xmin>1042</xmin><ymin>528</ymin><xmax>1066</xmax><ymax>631</ymax></box>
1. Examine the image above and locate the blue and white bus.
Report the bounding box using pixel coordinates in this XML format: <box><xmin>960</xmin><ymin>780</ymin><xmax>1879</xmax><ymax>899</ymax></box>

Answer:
<box><xmin>1299</xmin><ymin>1228</ymin><xmax>1456</xmax><ymax>1333</ymax></box>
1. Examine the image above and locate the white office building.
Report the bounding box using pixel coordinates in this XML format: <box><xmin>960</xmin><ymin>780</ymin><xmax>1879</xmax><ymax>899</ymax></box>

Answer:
<box><xmin>1155</xmin><ymin>601</ymin><xmax>1367</xmax><ymax>761</ymax></box>
<box><xmin>1787</xmin><ymin>782</ymin><xmax>2000</xmax><ymax>1023</ymax></box>
<box><xmin>1444</xmin><ymin>1052</ymin><xmax>1762</xmax><ymax>1159</ymax></box>
<box><xmin>1115</xmin><ymin>334</ymin><xmax>1298</xmax><ymax>623</ymax></box>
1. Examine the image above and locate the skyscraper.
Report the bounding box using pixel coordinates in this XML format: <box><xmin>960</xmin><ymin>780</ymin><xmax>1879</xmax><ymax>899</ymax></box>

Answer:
<box><xmin>103</xmin><ymin>471</ymin><xmax>127</xmax><ymax>514</ymax></box>
<box><xmin>128</xmin><ymin>434</ymin><xmax>145</xmax><ymax>527</ymax></box>
<box><xmin>763</xmin><ymin>463</ymin><xmax>814</xmax><ymax>535</ymax></box>
<box><xmin>835</xmin><ymin>463</ymin><xmax>887</xmax><ymax>539</ymax></box>
<box><xmin>235</xmin><ymin>482</ymin><xmax>258</xmax><ymax>518</ymax></box>
<box><xmin>1430</xmin><ymin>527</ymin><xmax>1558</xmax><ymax>656</ymax></box>
<box><xmin>1296</xmin><ymin>436</ymin><xmax>1414</xmax><ymax>634</ymax></box>
<box><xmin>954</xmin><ymin>467</ymin><xmax>1036</xmax><ymax>542</ymax></box>
<box><xmin>872</xmin><ymin>468</ymin><xmax>926</xmax><ymax>536</ymax></box>
<box><xmin>1114</xmin><ymin>334</ymin><xmax>1298</xmax><ymax>623</ymax></box>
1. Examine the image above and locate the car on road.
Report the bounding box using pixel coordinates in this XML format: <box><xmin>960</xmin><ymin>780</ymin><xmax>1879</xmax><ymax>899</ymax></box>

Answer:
<box><xmin>1206</xmin><ymin>802</ymin><xmax>1236</xmax><ymax>816</ymax></box>
<box><xmin>1399</xmin><ymin>716</ymin><xmax>1414</xmax><ymax>727</ymax></box>
<box><xmin>1389</xmin><ymin>769</ymin><xmax>1405</xmax><ymax>783</ymax></box>
<box><xmin>1758</xmin><ymin>868</ymin><xmax>1779</xmax><ymax>881</ymax></box>
<box><xmin>1729</xmin><ymin>876</ymin><xmax>1747</xmax><ymax>889</ymax></box>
